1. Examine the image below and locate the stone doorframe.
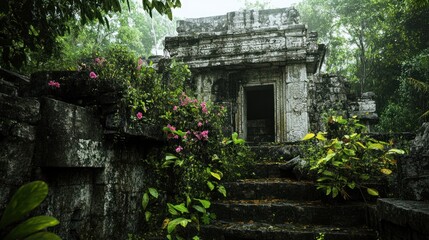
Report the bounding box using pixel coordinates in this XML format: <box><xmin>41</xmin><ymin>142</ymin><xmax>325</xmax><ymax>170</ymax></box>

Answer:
<box><xmin>237</xmin><ymin>82</ymin><xmax>283</xmax><ymax>142</ymax></box>
<box><xmin>235</xmin><ymin>64</ymin><xmax>310</xmax><ymax>143</ymax></box>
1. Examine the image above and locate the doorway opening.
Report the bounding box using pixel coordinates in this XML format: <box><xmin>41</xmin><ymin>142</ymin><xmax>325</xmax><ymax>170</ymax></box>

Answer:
<box><xmin>245</xmin><ymin>85</ymin><xmax>275</xmax><ymax>142</ymax></box>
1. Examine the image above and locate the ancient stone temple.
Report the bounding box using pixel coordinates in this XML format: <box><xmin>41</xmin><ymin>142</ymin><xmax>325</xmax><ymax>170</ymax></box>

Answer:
<box><xmin>164</xmin><ymin>7</ymin><xmax>325</xmax><ymax>142</ymax></box>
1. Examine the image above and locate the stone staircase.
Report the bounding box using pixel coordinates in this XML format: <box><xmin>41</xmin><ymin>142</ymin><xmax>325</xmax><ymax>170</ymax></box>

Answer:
<box><xmin>201</xmin><ymin>156</ymin><xmax>379</xmax><ymax>240</ymax></box>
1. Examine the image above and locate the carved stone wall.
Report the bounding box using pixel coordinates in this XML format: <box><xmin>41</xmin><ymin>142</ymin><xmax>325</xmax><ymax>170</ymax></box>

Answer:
<box><xmin>0</xmin><ymin>69</ymin><xmax>161</xmax><ymax>239</ymax></box>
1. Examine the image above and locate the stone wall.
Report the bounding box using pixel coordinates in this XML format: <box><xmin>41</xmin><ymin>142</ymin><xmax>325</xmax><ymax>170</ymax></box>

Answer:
<box><xmin>0</xmin><ymin>69</ymin><xmax>162</xmax><ymax>239</ymax></box>
<box><xmin>376</xmin><ymin>122</ymin><xmax>429</xmax><ymax>240</ymax></box>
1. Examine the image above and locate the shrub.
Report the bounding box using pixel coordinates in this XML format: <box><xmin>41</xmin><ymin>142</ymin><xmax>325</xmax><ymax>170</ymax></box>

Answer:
<box><xmin>302</xmin><ymin>116</ymin><xmax>404</xmax><ymax>199</ymax></box>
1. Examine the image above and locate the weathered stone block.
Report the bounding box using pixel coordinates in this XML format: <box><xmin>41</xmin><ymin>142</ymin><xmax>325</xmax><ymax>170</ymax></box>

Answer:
<box><xmin>377</xmin><ymin>198</ymin><xmax>429</xmax><ymax>239</ymax></box>
<box><xmin>0</xmin><ymin>95</ymin><xmax>40</xmax><ymax>123</ymax></box>
<box><xmin>38</xmin><ymin>98</ymin><xmax>113</xmax><ymax>167</ymax></box>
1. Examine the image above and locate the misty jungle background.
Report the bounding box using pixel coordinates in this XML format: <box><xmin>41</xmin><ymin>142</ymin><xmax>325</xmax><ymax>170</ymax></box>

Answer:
<box><xmin>1</xmin><ymin>0</ymin><xmax>428</xmax><ymax>132</ymax></box>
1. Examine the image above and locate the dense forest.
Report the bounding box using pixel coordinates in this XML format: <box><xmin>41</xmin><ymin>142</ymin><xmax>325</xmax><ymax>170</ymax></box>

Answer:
<box><xmin>296</xmin><ymin>0</ymin><xmax>429</xmax><ymax>132</ymax></box>
<box><xmin>0</xmin><ymin>0</ymin><xmax>428</xmax><ymax>132</ymax></box>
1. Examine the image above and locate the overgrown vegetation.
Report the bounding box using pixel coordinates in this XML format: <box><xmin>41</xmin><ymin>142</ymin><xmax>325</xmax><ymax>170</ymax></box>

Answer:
<box><xmin>0</xmin><ymin>181</ymin><xmax>61</xmax><ymax>240</ymax></box>
<box><xmin>85</xmin><ymin>50</ymin><xmax>254</xmax><ymax>239</ymax></box>
<box><xmin>302</xmin><ymin>116</ymin><xmax>404</xmax><ymax>199</ymax></box>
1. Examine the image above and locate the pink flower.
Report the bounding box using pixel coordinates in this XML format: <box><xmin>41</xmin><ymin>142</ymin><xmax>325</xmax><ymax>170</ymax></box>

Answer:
<box><xmin>198</xmin><ymin>122</ymin><xmax>203</xmax><ymax>127</ymax></box>
<box><xmin>136</xmin><ymin>112</ymin><xmax>143</xmax><ymax>120</ymax></box>
<box><xmin>137</xmin><ymin>58</ymin><xmax>146</xmax><ymax>70</ymax></box>
<box><xmin>173</xmin><ymin>106</ymin><xmax>178</xmax><ymax>111</ymax></box>
<box><xmin>89</xmin><ymin>71</ymin><xmax>98</xmax><ymax>79</ymax></box>
<box><xmin>167</xmin><ymin>124</ymin><xmax>176</xmax><ymax>132</ymax></box>
<box><xmin>48</xmin><ymin>80</ymin><xmax>60</xmax><ymax>88</ymax></box>
<box><xmin>200</xmin><ymin>130</ymin><xmax>209</xmax><ymax>140</ymax></box>
<box><xmin>194</xmin><ymin>130</ymin><xmax>209</xmax><ymax>141</ymax></box>
<box><xmin>175</xmin><ymin>146</ymin><xmax>183</xmax><ymax>153</ymax></box>
<box><xmin>201</xmin><ymin>102</ymin><xmax>208</xmax><ymax>114</ymax></box>
<box><xmin>94</xmin><ymin>57</ymin><xmax>105</xmax><ymax>65</ymax></box>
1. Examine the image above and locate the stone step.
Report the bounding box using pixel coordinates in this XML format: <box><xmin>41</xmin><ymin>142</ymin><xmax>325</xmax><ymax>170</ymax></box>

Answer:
<box><xmin>211</xmin><ymin>199</ymin><xmax>371</xmax><ymax>227</ymax></box>
<box><xmin>201</xmin><ymin>221</ymin><xmax>378</xmax><ymax>240</ymax></box>
<box><xmin>250</xmin><ymin>162</ymin><xmax>291</xmax><ymax>178</ymax></box>
<box><xmin>223</xmin><ymin>178</ymin><xmax>321</xmax><ymax>201</ymax></box>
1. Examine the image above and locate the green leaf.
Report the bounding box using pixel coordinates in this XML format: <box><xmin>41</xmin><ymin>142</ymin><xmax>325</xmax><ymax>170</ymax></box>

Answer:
<box><xmin>0</xmin><ymin>181</ymin><xmax>48</xmax><ymax>229</ymax></box>
<box><xmin>148</xmin><ymin>188</ymin><xmax>159</xmax><ymax>199</ymax></box>
<box><xmin>165</xmin><ymin>153</ymin><xmax>178</xmax><ymax>161</ymax></box>
<box><xmin>343</xmin><ymin>148</ymin><xmax>355</xmax><ymax>156</ymax></box>
<box><xmin>388</xmin><ymin>149</ymin><xmax>405</xmax><ymax>155</ymax></box>
<box><xmin>207</xmin><ymin>181</ymin><xmax>215</xmax><ymax>191</ymax></box>
<box><xmin>302</xmin><ymin>133</ymin><xmax>315</xmax><ymax>140</ymax></box>
<box><xmin>380</xmin><ymin>168</ymin><xmax>393</xmax><ymax>175</ymax></box>
<box><xmin>167</xmin><ymin>203</ymin><xmax>179</xmax><ymax>216</ymax></box>
<box><xmin>142</xmin><ymin>193</ymin><xmax>149</xmax><ymax>210</ymax></box>
<box><xmin>332</xmin><ymin>187</ymin><xmax>339</xmax><ymax>198</ymax></box>
<box><xmin>4</xmin><ymin>216</ymin><xmax>59</xmax><ymax>240</ymax></box>
<box><xmin>195</xmin><ymin>199</ymin><xmax>211</xmax><ymax>208</ymax></box>
<box><xmin>172</xmin><ymin>203</ymin><xmax>189</xmax><ymax>214</ymax></box>
<box><xmin>367</xmin><ymin>188</ymin><xmax>379</xmax><ymax>196</ymax></box>
<box><xmin>316</xmin><ymin>132</ymin><xmax>327</xmax><ymax>141</ymax></box>
<box><xmin>145</xmin><ymin>211</ymin><xmax>151</xmax><ymax>222</ymax></box>
<box><xmin>192</xmin><ymin>205</ymin><xmax>206</xmax><ymax>213</ymax></box>
<box><xmin>210</xmin><ymin>172</ymin><xmax>221</xmax><ymax>180</ymax></box>
<box><xmin>167</xmin><ymin>218</ymin><xmax>191</xmax><ymax>233</ymax></box>
<box><xmin>217</xmin><ymin>185</ymin><xmax>227</xmax><ymax>197</ymax></box>
<box><xmin>347</xmin><ymin>181</ymin><xmax>356</xmax><ymax>189</ymax></box>
<box><xmin>368</xmin><ymin>143</ymin><xmax>385</xmax><ymax>150</ymax></box>
<box><xmin>24</xmin><ymin>232</ymin><xmax>61</xmax><ymax>240</ymax></box>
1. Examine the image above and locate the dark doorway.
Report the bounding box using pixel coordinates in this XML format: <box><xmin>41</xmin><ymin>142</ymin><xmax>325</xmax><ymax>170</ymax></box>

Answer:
<box><xmin>245</xmin><ymin>85</ymin><xmax>275</xmax><ymax>142</ymax></box>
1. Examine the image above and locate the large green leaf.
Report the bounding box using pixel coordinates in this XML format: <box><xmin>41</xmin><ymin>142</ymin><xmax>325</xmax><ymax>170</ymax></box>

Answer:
<box><xmin>0</xmin><ymin>181</ymin><xmax>48</xmax><ymax>229</ymax></box>
<box><xmin>4</xmin><ymin>216</ymin><xmax>59</xmax><ymax>240</ymax></box>
<box><xmin>217</xmin><ymin>185</ymin><xmax>227</xmax><ymax>197</ymax></box>
<box><xmin>367</xmin><ymin>188</ymin><xmax>379</xmax><ymax>196</ymax></box>
<box><xmin>368</xmin><ymin>143</ymin><xmax>385</xmax><ymax>150</ymax></box>
<box><xmin>148</xmin><ymin>188</ymin><xmax>159</xmax><ymax>199</ymax></box>
<box><xmin>167</xmin><ymin>217</ymin><xmax>191</xmax><ymax>233</ymax></box>
<box><xmin>172</xmin><ymin>203</ymin><xmax>189</xmax><ymax>214</ymax></box>
<box><xmin>195</xmin><ymin>199</ymin><xmax>211</xmax><ymax>209</ymax></box>
<box><xmin>302</xmin><ymin>133</ymin><xmax>315</xmax><ymax>140</ymax></box>
<box><xmin>210</xmin><ymin>172</ymin><xmax>221</xmax><ymax>180</ymax></box>
<box><xmin>24</xmin><ymin>232</ymin><xmax>61</xmax><ymax>240</ymax></box>
<box><xmin>142</xmin><ymin>193</ymin><xmax>149</xmax><ymax>210</ymax></box>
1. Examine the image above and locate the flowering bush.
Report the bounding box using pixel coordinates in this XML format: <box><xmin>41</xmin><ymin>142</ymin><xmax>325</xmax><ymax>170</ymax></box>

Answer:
<box><xmin>158</xmin><ymin>93</ymin><xmax>254</xmax><ymax>239</ymax></box>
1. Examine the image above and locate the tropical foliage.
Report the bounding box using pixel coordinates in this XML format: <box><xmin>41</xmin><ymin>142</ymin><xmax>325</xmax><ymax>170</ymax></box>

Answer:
<box><xmin>0</xmin><ymin>181</ymin><xmax>60</xmax><ymax>240</ymax></box>
<box><xmin>302</xmin><ymin>116</ymin><xmax>404</xmax><ymax>199</ymax></box>
<box><xmin>0</xmin><ymin>0</ymin><xmax>180</xmax><ymax>70</ymax></box>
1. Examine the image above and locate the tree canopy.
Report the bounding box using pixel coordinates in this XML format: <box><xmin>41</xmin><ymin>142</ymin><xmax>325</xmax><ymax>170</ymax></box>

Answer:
<box><xmin>0</xmin><ymin>0</ymin><xmax>181</xmax><ymax>70</ymax></box>
<box><xmin>297</xmin><ymin>0</ymin><xmax>429</xmax><ymax>131</ymax></box>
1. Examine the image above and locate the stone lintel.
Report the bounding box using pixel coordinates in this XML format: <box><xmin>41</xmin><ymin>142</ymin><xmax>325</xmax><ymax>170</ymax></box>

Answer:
<box><xmin>177</xmin><ymin>8</ymin><xmax>303</xmax><ymax>35</ymax></box>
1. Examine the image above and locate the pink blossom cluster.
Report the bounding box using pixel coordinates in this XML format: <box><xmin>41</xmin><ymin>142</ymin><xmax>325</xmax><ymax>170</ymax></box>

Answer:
<box><xmin>166</xmin><ymin>124</ymin><xmax>179</xmax><ymax>140</ymax></box>
<box><xmin>180</xmin><ymin>92</ymin><xmax>198</xmax><ymax>106</ymax></box>
<box><xmin>48</xmin><ymin>80</ymin><xmax>60</xmax><ymax>88</ymax></box>
<box><xmin>201</xmin><ymin>102</ymin><xmax>208</xmax><ymax>114</ymax></box>
<box><xmin>194</xmin><ymin>130</ymin><xmax>209</xmax><ymax>141</ymax></box>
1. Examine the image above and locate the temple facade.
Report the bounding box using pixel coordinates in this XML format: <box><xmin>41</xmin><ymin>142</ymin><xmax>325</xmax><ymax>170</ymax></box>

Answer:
<box><xmin>164</xmin><ymin>7</ymin><xmax>325</xmax><ymax>142</ymax></box>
